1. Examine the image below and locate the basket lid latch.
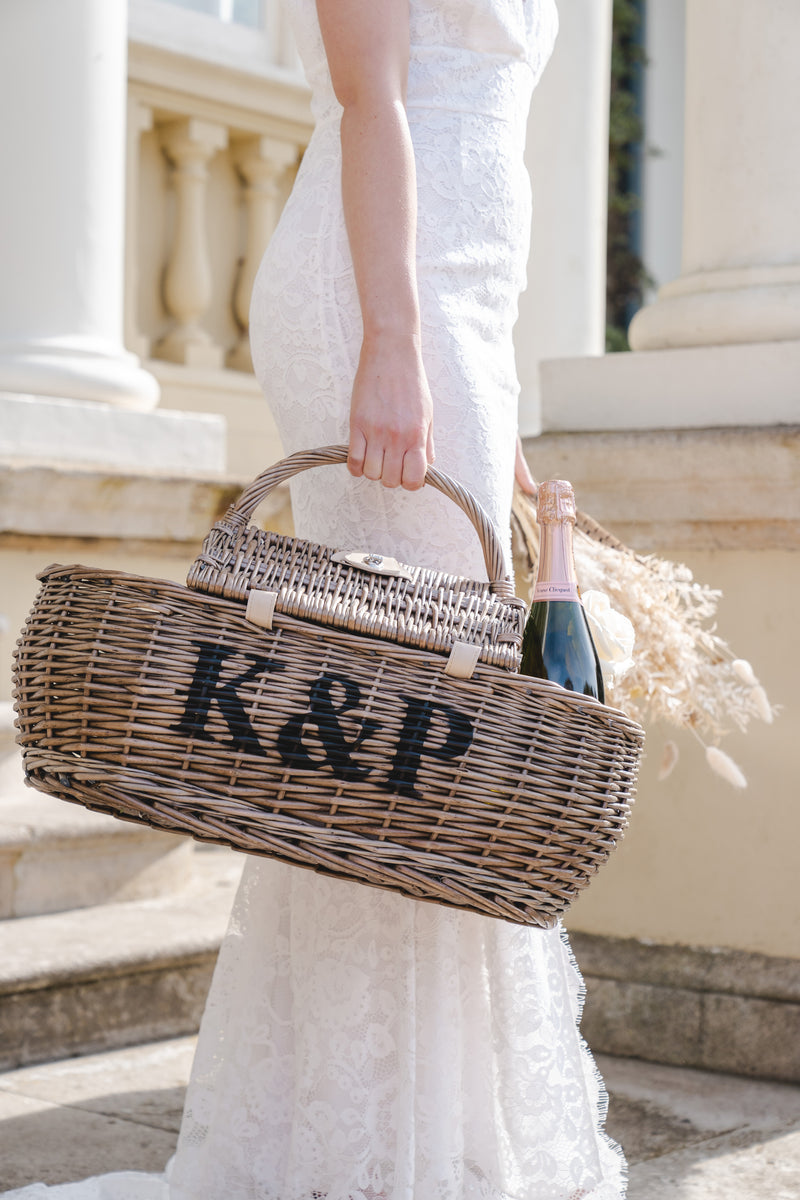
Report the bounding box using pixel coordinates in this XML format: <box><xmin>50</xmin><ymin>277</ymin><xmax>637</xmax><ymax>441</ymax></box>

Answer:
<box><xmin>331</xmin><ymin>550</ymin><xmax>414</xmax><ymax>580</ymax></box>
<box><xmin>444</xmin><ymin>641</ymin><xmax>481</xmax><ymax>680</ymax></box>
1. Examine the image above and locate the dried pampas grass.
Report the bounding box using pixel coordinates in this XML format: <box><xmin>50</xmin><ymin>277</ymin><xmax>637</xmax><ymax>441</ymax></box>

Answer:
<box><xmin>511</xmin><ymin>486</ymin><xmax>777</xmax><ymax>789</ymax></box>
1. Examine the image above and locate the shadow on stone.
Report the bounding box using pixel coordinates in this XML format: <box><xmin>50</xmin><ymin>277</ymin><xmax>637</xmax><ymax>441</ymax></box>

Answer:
<box><xmin>607</xmin><ymin>1091</ymin><xmax>730</xmax><ymax>1164</ymax></box>
<box><xmin>0</xmin><ymin>1086</ymin><xmax>184</xmax><ymax>1190</ymax></box>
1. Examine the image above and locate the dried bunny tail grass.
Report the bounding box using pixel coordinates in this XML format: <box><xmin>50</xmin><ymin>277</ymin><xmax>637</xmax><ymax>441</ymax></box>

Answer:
<box><xmin>705</xmin><ymin>745</ymin><xmax>748</xmax><ymax>789</ymax></box>
<box><xmin>732</xmin><ymin>658</ymin><xmax>758</xmax><ymax>686</ymax></box>
<box><xmin>748</xmin><ymin>685</ymin><xmax>774</xmax><ymax>724</ymax></box>
<box><xmin>657</xmin><ymin>740</ymin><xmax>680</xmax><ymax>782</ymax></box>
<box><xmin>510</xmin><ymin>487</ymin><xmax>776</xmax><ymax>746</ymax></box>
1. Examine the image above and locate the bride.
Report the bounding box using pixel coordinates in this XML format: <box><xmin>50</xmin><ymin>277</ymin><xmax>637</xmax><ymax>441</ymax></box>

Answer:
<box><xmin>5</xmin><ymin>1</ymin><xmax>626</xmax><ymax>1197</ymax></box>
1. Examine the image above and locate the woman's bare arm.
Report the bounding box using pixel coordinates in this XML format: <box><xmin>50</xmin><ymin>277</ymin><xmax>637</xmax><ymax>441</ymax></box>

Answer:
<box><xmin>316</xmin><ymin>0</ymin><xmax>434</xmax><ymax>490</ymax></box>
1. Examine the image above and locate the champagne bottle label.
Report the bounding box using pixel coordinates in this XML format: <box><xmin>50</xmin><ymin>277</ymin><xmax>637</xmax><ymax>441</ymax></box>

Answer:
<box><xmin>533</xmin><ymin>581</ymin><xmax>581</xmax><ymax>602</ymax></box>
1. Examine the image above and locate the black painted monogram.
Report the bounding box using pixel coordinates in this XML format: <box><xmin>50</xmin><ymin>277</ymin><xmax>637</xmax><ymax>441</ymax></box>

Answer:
<box><xmin>170</xmin><ymin>641</ymin><xmax>474</xmax><ymax>798</ymax></box>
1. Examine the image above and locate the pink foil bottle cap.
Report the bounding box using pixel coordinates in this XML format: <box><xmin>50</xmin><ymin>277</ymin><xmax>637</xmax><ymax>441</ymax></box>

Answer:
<box><xmin>536</xmin><ymin>479</ymin><xmax>576</xmax><ymax>525</ymax></box>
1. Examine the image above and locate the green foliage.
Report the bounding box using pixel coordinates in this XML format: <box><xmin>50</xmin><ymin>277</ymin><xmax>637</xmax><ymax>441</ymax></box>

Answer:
<box><xmin>606</xmin><ymin>0</ymin><xmax>650</xmax><ymax>351</ymax></box>
<box><xmin>604</xmin><ymin>323</ymin><xmax>631</xmax><ymax>354</ymax></box>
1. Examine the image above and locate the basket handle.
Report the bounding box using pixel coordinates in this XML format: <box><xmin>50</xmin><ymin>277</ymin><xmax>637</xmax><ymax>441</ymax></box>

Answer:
<box><xmin>228</xmin><ymin>444</ymin><xmax>515</xmax><ymax>598</ymax></box>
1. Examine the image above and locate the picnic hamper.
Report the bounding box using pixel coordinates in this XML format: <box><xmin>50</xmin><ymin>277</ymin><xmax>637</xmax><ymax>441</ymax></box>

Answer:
<box><xmin>12</xmin><ymin>446</ymin><xmax>644</xmax><ymax>928</ymax></box>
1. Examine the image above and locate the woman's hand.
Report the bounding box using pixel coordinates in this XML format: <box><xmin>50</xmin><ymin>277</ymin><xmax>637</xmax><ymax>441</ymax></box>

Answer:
<box><xmin>348</xmin><ymin>329</ymin><xmax>434</xmax><ymax>490</ymax></box>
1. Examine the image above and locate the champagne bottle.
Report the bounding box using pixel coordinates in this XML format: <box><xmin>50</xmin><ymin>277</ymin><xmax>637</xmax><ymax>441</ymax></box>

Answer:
<box><xmin>520</xmin><ymin>479</ymin><xmax>605</xmax><ymax>703</ymax></box>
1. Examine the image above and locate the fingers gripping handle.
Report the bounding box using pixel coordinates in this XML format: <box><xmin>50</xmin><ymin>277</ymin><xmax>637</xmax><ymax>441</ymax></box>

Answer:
<box><xmin>229</xmin><ymin>445</ymin><xmax>513</xmax><ymax>596</ymax></box>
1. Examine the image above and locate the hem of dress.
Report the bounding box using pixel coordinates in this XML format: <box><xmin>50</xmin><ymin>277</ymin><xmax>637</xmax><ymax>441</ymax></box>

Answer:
<box><xmin>559</xmin><ymin>924</ymin><xmax>629</xmax><ymax>1200</ymax></box>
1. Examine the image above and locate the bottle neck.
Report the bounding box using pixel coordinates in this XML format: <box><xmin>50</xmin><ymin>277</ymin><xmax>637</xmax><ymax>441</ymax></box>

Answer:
<box><xmin>533</xmin><ymin>521</ymin><xmax>580</xmax><ymax>602</ymax></box>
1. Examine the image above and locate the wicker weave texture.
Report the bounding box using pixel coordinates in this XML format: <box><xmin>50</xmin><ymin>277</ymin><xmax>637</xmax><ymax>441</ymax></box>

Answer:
<box><xmin>187</xmin><ymin>446</ymin><xmax>525</xmax><ymax>670</ymax></box>
<box><xmin>14</xmin><ymin>566</ymin><xmax>643</xmax><ymax>927</ymax></box>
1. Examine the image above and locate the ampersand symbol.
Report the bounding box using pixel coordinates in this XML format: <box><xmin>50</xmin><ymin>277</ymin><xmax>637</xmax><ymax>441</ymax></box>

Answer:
<box><xmin>277</xmin><ymin>672</ymin><xmax>380</xmax><ymax>781</ymax></box>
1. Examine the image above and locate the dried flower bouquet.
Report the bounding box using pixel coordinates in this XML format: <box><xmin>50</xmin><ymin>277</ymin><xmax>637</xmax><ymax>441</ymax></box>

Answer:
<box><xmin>511</xmin><ymin>487</ymin><xmax>776</xmax><ymax>788</ymax></box>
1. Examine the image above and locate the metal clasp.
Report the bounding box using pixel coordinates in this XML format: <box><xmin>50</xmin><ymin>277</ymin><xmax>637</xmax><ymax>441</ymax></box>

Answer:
<box><xmin>331</xmin><ymin>549</ymin><xmax>414</xmax><ymax>580</ymax></box>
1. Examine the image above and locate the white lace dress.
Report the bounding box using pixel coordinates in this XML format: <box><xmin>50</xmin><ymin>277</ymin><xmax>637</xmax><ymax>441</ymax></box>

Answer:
<box><xmin>2</xmin><ymin>2</ymin><xmax>627</xmax><ymax>1198</ymax></box>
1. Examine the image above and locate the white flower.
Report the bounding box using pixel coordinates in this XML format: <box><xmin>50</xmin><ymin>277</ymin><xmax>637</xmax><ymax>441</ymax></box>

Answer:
<box><xmin>582</xmin><ymin>590</ymin><xmax>635</xmax><ymax>681</ymax></box>
<box><xmin>705</xmin><ymin>745</ymin><xmax>748</xmax><ymax>789</ymax></box>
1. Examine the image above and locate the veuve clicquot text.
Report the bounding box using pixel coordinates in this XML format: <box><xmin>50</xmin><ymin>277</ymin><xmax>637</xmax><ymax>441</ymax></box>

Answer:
<box><xmin>520</xmin><ymin>479</ymin><xmax>604</xmax><ymax>703</ymax></box>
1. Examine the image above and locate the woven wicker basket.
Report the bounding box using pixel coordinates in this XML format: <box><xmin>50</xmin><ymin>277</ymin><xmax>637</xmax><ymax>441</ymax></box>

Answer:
<box><xmin>13</xmin><ymin>446</ymin><xmax>643</xmax><ymax>927</ymax></box>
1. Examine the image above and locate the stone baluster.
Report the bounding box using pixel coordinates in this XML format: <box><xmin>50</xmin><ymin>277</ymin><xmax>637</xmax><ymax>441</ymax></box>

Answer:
<box><xmin>228</xmin><ymin>136</ymin><xmax>299</xmax><ymax>373</ymax></box>
<box><xmin>156</xmin><ymin>118</ymin><xmax>228</xmax><ymax>369</ymax></box>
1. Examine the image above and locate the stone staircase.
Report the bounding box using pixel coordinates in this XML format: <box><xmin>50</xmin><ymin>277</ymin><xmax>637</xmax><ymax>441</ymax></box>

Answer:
<box><xmin>0</xmin><ymin>711</ymin><xmax>242</xmax><ymax>1071</ymax></box>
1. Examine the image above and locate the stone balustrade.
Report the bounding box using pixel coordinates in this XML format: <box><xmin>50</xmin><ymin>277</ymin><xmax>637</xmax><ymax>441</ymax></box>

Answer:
<box><xmin>126</xmin><ymin>36</ymin><xmax>313</xmax><ymax>469</ymax></box>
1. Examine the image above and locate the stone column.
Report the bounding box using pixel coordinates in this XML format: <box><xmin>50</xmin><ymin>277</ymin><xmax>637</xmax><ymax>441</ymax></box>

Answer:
<box><xmin>516</xmin><ymin>0</ymin><xmax>613</xmax><ymax>435</ymax></box>
<box><xmin>540</xmin><ymin>0</ymin><xmax>800</xmax><ymax>433</ymax></box>
<box><xmin>0</xmin><ymin>0</ymin><xmax>158</xmax><ymax>410</ymax></box>
<box><xmin>266</xmin><ymin>0</ymin><xmax>301</xmax><ymax>71</ymax></box>
<box><xmin>630</xmin><ymin>0</ymin><xmax>800</xmax><ymax>351</ymax></box>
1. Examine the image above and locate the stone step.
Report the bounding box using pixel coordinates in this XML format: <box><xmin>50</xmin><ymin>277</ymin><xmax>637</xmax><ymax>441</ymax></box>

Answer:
<box><xmin>1</xmin><ymin>1037</ymin><xmax>799</xmax><ymax>1196</ymax></box>
<box><xmin>0</xmin><ymin>749</ymin><xmax>195</xmax><ymax>919</ymax></box>
<box><xmin>0</xmin><ymin>847</ymin><xmax>243</xmax><ymax>1070</ymax></box>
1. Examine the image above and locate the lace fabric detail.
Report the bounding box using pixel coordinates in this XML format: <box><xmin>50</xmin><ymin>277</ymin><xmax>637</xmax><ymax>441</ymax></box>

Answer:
<box><xmin>288</xmin><ymin>0</ymin><xmax>559</xmax><ymax>123</ymax></box>
<box><xmin>176</xmin><ymin>3</ymin><xmax>625</xmax><ymax>1192</ymax></box>
<box><xmin>169</xmin><ymin>862</ymin><xmax>625</xmax><ymax>1200</ymax></box>
<box><xmin>249</xmin><ymin>120</ymin><xmax>526</xmax><ymax>579</ymax></box>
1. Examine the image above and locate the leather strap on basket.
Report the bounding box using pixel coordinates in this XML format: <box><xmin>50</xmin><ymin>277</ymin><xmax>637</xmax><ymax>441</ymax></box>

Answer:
<box><xmin>229</xmin><ymin>445</ymin><xmax>514</xmax><ymax>598</ymax></box>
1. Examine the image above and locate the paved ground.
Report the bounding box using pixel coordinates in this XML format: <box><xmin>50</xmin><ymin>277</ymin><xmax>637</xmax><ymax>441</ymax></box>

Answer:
<box><xmin>0</xmin><ymin>1038</ymin><xmax>798</xmax><ymax>1197</ymax></box>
